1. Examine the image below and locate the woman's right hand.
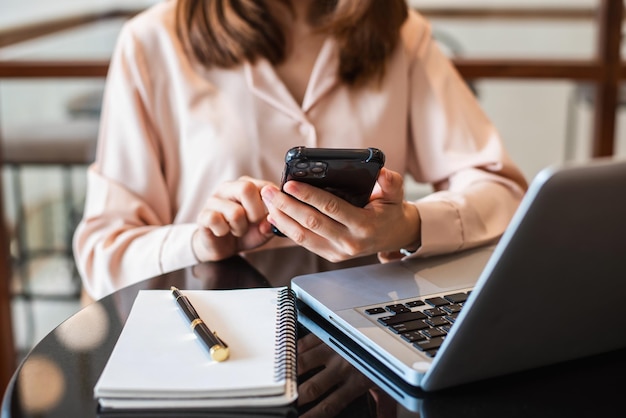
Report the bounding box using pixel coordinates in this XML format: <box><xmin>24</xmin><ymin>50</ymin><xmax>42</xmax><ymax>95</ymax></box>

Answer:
<box><xmin>192</xmin><ymin>176</ymin><xmax>276</xmax><ymax>262</ymax></box>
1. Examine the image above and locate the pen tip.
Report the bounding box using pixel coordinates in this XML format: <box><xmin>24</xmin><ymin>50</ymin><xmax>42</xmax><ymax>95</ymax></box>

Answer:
<box><xmin>170</xmin><ymin>286</ymin><xmax>178</xmax><ymax>291</ymax></box>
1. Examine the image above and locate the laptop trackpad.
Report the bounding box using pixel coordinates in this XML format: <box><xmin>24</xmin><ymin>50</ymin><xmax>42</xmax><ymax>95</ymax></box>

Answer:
<box><xmin>409</xmin><ymin>246</ymin><xmax>493</xmax><ymax>290</ymax></box>
<box><xmin>295</xmin><ymin>246</ymin><xmax>494</xmax><ymax>311</ymax></box>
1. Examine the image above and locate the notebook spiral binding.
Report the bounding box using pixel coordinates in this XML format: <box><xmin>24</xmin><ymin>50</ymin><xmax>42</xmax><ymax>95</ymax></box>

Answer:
<box><xmin>274</xmin><ymin>288</ymin><xmax>298</xmax><ymax>384</ymax></box>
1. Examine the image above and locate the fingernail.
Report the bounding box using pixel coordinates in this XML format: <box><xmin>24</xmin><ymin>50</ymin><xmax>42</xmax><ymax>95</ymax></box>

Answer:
<box><xmin>261</xmin><ymin>187</ymin><xmax>275</xmax><ymax>204</ymax></box>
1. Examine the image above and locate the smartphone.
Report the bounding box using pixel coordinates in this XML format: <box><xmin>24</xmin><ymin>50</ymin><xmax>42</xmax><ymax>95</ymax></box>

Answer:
<box><xmin>272</xmin><ymin>146</ymin><xmax>385</xmax><ymax>236</ymax></box>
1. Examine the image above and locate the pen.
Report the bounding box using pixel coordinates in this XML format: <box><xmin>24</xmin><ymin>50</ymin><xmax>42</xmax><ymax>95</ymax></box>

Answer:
<box><xmin>170</xmin><ymin>286</ymin><xmax>230</xmax><ymax>362</ymax></box>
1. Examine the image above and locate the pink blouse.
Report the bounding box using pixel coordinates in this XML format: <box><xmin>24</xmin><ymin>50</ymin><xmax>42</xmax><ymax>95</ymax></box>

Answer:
<box><xmin>73</xmin><ymin>1</ymin><xmax>527</xmax><ymax>299</ymax></box>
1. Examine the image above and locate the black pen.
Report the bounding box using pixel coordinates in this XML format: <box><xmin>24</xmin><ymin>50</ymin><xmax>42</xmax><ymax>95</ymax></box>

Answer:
<box><xmin>170</xmin><ymin>286</ymin><xmax>230</xmax><ymax>362</ymax></box>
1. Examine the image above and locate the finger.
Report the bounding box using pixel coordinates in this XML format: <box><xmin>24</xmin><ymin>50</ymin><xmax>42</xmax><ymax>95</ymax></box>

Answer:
<box><xmin>297</xmin><ymin>365</ymin><xmax>340</xmax><ymax>406</ymax></box>
<box><xmin>282</xmin><ymin>180</ymin><xmax>358</xmax><ymax>226</ymax></box>
<box><xmin>238</xmin><ymin>175</ymin><xmax>275</xmax><ymax>189</ymax></box>
<box><xmin>196</xmin><ymin>207</ymin><xmax>231</xmax><ymax>237</ymax></box>
<box><xmin>261</xmin><ymin>185</ymin><xmax>316</xmax><ymax>243</ymax></box>
<box><xmin>261</xmin><ymin>186</ymin><xmax>349</xmax><ymax>260</ymax></box>
<box><xmin>298</xmin><ymin>355</ymin><xmax>372</xmax><ymax>415</ymax></box>
<box><xmin>215</xmin><ymin>179</ymin><xmax>270</xmax><ymax>223</ymax></box>
<box><xmin>297</xmin><ymin>338</ymin><xmax>331</xmax><ymax>376</ymax></box>
<box><xmin>302</xmin><ymin>357</ymin><xmax>374</xmax><ymax>417</ymax></box>
<box><xmin>300</xmin><ymin>381</ymin><xmax>366</xmax><ymax>418</ymax></box>
<box><xmin>236</xmin><ymin>178</ymin><xmax>272</xmax><ymax>222</ymax></box>
<box><xmin>370</xmin><ymin>168</ymin><xmax>405</xmax><ymax>202</ymax></box>
<box><xmin>298</xmin><ymin>333</ymin><xmax>323</xmax><ymax>353</ymax></box>
<box><xmin>198</xmin><ymin>199</ymin><xmax>248</xmax><ymax>237</ymax></box>
<box><xmin>193</xmin><ymin>225</ymin><xmax>236</xmax><ymax>261</ymax></box>
<box><xmin>273</xmin><ymin>182</ymin><xmax>378</xmax><ymax>259</ymax></box>
<box><xmin>236</xmin><ymin>220</ymin><xmax>275</xmax><ymax>251</ymax></box>
<box><xmin>273</xmin><ymin>183</ymin><xmax>350</xmax><ymax>242</ymax></box>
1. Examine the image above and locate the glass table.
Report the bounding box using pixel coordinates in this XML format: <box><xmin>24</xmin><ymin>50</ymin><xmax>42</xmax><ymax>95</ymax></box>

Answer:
<box><xmin>2</xmin><ymin>246</ymin><xmax>625</xmax><ymax>417</ymax></box>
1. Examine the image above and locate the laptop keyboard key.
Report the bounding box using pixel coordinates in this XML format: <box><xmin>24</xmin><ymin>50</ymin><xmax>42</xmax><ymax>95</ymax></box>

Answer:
<box><xmin>401</xmin><ymin>331</ymin><xmax>426</xmax><ymax>343</ymax></box>
<box><xmin>442</xmin><ymin>304</ymin><xmax>463</xmax><ymax>314</ymax></box>
<box><xmin>405</xmin><ymin>300</ymin><xmax>426</xmax><ymax>308</ymax></box>
<box><xmin>413</xmin><ymin>337</ymin><xmax>445</xmax><ymax>352</ymax></box>
<box><xmin>420</xmin><ymin>327</ymin><xmax>446</xmax><ymax>339</ymax></box>
<box><xmin>443</xmin><ymin>313</ymin><xmax>459</xmax><ymax>324</ymax></box>
<box><xmin>425</xmin><ymin>297</ymin><xmax>449</xmax><ymax>307</ymax></box>
<box><xmin>385</xmin><ymin>304</ymin><xmax>410</xmax><ymax>314</ymax></box>
<box><xmin>368</xmin><ymin>292</ymin><xmax>471</xmax><ymax>359</ymax></box>
<box><xmin>425</xmin><ymin>316</ymin><xmax>448</xmax><ymax>327</ymax></box>
<box><xmin>423</xmin><ymin>307</ymin><xmax>447</xmax><ymax>317</ymax></box>
<box><xmin>378</xmin><ymin>311</ymin><xmax>427</xmax><ymax>326</ymax></box>
<box><xmin>424</xmin><ymin>349</ymin><xmax>438</xmax><ymax>358</ymax></box>
<box><xmin>365</xmin><ymin>307</ymin><xmax>386</xmax><ymax>315</ymax></box>
<box><xmin>444</xmin><ymin>292</ymin><xmax>468</xmax><ymax>304</ymax></box>
<box><xmin>390</xmin><ymin>320</ymin><xmax>430</xmax><ymax>334</ymax></box>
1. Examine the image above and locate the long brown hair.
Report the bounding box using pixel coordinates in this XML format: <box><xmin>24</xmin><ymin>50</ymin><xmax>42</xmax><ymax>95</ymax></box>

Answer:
<box><xmin>175</xmin><ymin>0</ymin><xmax>408</xmax><ymax>85</ymax></box>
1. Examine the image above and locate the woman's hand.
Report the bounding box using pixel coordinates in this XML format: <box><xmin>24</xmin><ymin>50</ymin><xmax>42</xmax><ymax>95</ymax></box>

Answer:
<box><xmin>297</xmin><ymin>333</ymin><xmax>374</xmax><ymax>417</ymax></box>
<box><xmin>192</xmin><ymin>176</ymin><xmax>276</xmax><ymax>262</ymax></box>
<box><xmin>260</xmin><ymin>168</ymin><xmax>421</xmax><ymax>262</ymax></box>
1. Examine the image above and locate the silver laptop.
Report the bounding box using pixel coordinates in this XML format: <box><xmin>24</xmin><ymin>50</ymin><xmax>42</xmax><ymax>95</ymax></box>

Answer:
<box><xmin>291</xmin><ymin>158</ymin><xmax>626</xmax><ymax>391</ymax></box>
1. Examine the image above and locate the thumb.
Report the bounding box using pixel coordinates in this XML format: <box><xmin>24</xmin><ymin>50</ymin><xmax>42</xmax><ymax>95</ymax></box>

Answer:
<box><xmin>238</xmin><ymin>219</ymin><xmax>275</xmax><ymax>251</ymax></box>
<box><xmin>371</xmin><ymin>168</ymin><xmax>405</xmax><ymax>202</ymax></box>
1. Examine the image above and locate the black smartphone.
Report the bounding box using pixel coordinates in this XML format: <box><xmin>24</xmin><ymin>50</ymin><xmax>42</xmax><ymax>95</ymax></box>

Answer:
<box><xmin>272</xmin><ymin>146</ymin><xmax>385</xmax><ymax>236</ymax></box>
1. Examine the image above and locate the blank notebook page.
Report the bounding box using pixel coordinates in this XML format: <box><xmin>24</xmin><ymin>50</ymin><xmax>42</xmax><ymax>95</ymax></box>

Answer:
<box><xmin>95</xmin><ymin>287</ymin><xmax>288</xmax><ymax>400</ymax></box>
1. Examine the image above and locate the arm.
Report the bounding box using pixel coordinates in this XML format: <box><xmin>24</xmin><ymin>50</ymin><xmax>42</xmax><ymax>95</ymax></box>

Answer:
<box><xmin>401</xmin><ymin>12</ymin><xmax>528</xmax><ymax>257</ymax></box>
<box><xmin>73</xmin><ymin>169</ymin><xmax>199</xmax><ymax>299</ymax></box>
<box><xmin>74</xmin><ymin>18</ymin><xmax>277</xmax><ymax>300</ymax></box>
<box><xmin>73</xmin><ymin>23</ymin><xmax>198</xmax><ymax>299</ymax></box>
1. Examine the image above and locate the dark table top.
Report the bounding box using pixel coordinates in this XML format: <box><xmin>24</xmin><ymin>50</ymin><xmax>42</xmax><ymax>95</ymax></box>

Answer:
<box><xmin>2</xmin><ymin>246</ymin><xmax>626</xmax><ymax>418</ymax></box>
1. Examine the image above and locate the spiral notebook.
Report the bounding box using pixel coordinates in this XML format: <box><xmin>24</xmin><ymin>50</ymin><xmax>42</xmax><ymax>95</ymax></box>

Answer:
<box><xmin>95</xmin><ymin>287</ymin><xmax>297</xmax><ymax>410</ymax></box>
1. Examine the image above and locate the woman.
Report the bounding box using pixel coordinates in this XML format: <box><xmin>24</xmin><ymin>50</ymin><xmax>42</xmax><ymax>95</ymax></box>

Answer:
<box><xmin>73</xmin><ymin>0</ymin><xmax>527</xmax><ymax>300</ymax></box>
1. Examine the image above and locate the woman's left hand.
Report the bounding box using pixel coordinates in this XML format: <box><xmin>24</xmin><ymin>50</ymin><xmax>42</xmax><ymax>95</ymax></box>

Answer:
<box><xmin>260</xmin><ymin>168</ymin><xmax>420</xmax><ymax>262</ymax></box>
<box><xmin>297</xmin><ymin>333</ymin><xmax>374</xmax><ymax>417</ymax></box>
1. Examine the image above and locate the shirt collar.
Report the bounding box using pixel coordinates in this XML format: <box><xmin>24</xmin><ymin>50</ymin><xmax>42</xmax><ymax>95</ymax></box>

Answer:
<box><xmin>301</xmin><ymin>37</ymin><xmax>339</xmax><ymax>112</ymax></box>
<box><xmin>244</xmin><ymin>37</ymin><xmax>340</xmax><ymax>118</ymax></box>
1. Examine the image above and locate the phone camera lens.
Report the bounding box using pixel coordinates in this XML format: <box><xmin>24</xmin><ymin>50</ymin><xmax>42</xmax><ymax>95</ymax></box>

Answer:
<box><xmin>295</xmin><ymin>162</ymin><xmax>309</xmax><ymax>169</ymax></box>
<box><xmin>293</xmin><ymin>170</ymin><xmax>307</xmax><ymax>177</ymax></box>
<box><xmin>310</xmin><ymin>161</ymin><xmax>327</xmax><ymax>176</ymax></box>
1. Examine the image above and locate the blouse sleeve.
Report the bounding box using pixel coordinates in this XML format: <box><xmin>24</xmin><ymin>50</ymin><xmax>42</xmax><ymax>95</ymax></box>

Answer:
<box><xmin>72</xmin><ymin>23</ymin><xmax>199</xmax><ymax>300</ymax></box>
<box><xmin>402</xmin><ymin>14</ymin><xmax>528</xmax><ymax>257</ymax></box>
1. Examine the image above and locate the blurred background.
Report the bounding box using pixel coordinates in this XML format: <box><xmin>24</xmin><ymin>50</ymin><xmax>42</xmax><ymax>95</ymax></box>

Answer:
<box><xmin>1</xmin><ymin>0</ymin><xmax>625</xmax><ymax>390</ymax></box>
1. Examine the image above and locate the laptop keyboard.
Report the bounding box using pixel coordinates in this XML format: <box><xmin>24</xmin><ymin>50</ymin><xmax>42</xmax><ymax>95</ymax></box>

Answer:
<box><xmin>362</xmin><ymin>290</ymin><xmax>471</xmax><ymax>358</ymax></box>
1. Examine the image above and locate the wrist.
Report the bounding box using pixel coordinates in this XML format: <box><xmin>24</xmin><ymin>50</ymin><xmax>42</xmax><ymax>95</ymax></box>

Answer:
<box><xmin>400</xmin><ymin>202</ymin><xmax>421</xmax><ymax>255</ymax></box>
<box><xmin>191</xmin><ymin>229</ymin><xmax>209</xmax><ymax>263</ymax></box>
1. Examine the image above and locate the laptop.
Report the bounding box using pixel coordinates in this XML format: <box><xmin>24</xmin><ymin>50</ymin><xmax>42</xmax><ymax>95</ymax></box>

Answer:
<box><xmin>291</xmin><ymin>158</ymin><xmax>626</xmax><ymax>392</ymax></box>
